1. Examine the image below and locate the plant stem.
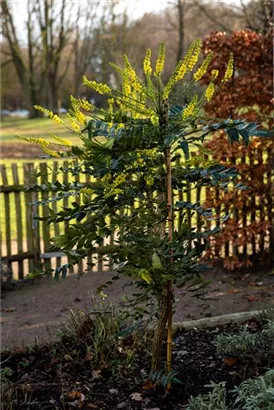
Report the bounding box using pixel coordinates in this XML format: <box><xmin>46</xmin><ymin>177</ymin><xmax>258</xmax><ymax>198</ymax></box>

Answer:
<box><xmin>151</xmin><ymin>292</ymin><xmax>169</xmax><ymax>372</ymax></box>
<box><xmin>165</xmin><ymin>146</ymin><xmax>174</xmax><ymax>387</ymax></box>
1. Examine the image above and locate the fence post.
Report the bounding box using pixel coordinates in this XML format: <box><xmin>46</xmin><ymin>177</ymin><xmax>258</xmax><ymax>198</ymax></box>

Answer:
<box><xmin>12</xmin><ymin>164</ymin><xmax>24</xmax><ymax>278</ymax></box>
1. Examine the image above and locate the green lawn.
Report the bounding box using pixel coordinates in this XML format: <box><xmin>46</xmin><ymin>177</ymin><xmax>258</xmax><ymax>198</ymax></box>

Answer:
<box><xmin>1</xmin><ymin>117</ymin><xmax>79</xmax><ymax>143</ymax></box>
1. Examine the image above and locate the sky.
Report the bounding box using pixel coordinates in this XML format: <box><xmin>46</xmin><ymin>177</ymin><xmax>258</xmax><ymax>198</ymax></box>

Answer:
<box><xmin>8</xmin><ymin>0</ymin><xmax>250</xmax><ymax>21</ymax></box>
<box><xmin>6</xmin><ymin>0</ymin><xmax>250</xmax><ymax>44</ymax></box>
<box><xmin>117</xmin><ymin>0</ymin><xmax>249</xmax><ymax>18</ymax></box>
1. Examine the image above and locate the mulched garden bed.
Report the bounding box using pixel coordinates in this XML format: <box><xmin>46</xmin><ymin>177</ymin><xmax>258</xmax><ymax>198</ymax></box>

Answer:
<box><xmin>1</xmin><ymin>318</ymin><xmax>272</xmax><ymax>410</ymax></box>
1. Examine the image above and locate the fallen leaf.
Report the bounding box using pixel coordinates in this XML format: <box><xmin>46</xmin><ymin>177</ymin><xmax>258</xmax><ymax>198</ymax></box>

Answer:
<box><xmin>130</xmin><ymin>392</ymin><xmax>143</xmax><ymax>401</ymax></box>
<box><xmin>247</xmin><ymin>295</ymin><xmax>259</xmax><ymax>302</ymax></box>
<box><xmin>84</xmin><ymin>352</ymin><xmax>94</xmax><ymax>361</ymax></box>
<box><xmin>64</xmin><ymin>354</ymin><xmax>73</xmax><ymax>362</ymax></box>
<box><xmin>92</xmin><ymin>369</ymin><xmax>102</xmax><ymax>379</ymax></box>
<box><xmin>68</xmin><ymin>391</ymin><xmax>85</xmax><ymax>401</ymax></box>
<box><xmin>117</xmin><ymin>402</ymin><xmax>128</xmax><ymax>409</ymax></box>
<box><xmin>68</xmin><ymin>401</ymin><xmax>79</xmax><ymax>408</ymax></box>
<box><xmin>109</xmin><ymin>388</ymin><xmax>119</xmax><ymax>394</ymax></box>
<box><xmin>142</xmin><ymin>379</ymin><xmax>155</xmax><ymax>390</ymax></box>
<box><xmin>224</xmin><ymin>357</ymin><xmax>238</xmax><ymax>367</ymax></box>
<box><xmin>228</xmin><ymin>288</ymin><xmax>240</xmax><ymax>294</ymax></box>
<box><xmin>21</xmin><ymin>383</ymin><xmax>32</xmax><ymax>392</ymax></box>
<box><xmin>86</xmin><ymin>404</ymin><xmax>98</xmax><ymax>409</ymax></box>
<box><xmin>215</xmin><ymin>292</ymin><xmax>225</xmax><ymax>297</ymax></box>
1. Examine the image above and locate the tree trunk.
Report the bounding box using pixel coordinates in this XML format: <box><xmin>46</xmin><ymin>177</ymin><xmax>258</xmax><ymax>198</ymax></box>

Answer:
<box><xmin>177</xmin><ymin>0</ymin><xmax>184</xmax><ymax>62</ymax></box>
<box><xmin>47</xmin><ymin>74</ymin><xmax>58</xmax><ymax>113</ymax></box>
<box><xmin>151</xmin><ymin>291</ymin><xmax>169</xmax><ymax>372</ymax></box>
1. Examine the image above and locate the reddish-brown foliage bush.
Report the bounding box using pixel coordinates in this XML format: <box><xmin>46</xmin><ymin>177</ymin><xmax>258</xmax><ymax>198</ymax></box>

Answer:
<box><xmin>200</xmin><ymin>29</ymin><xmax>273</xmax><ymax>270</ymax></box>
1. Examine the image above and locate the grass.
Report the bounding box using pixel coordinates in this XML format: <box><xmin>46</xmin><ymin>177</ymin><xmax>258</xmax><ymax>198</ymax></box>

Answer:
<box><xmin>0</xmin><ymin>159</ymin><xmax>96</xmax><ymax>242</ymax></box>
<box><xmin>1</xmin><ymin>117</ymin><xmax>80</xmax><ymax>143</ymax></box>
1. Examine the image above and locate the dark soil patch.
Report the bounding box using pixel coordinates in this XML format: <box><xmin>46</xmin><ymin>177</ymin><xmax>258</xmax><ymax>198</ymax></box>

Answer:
<box><xmin>1</xmin><ymin>320</ymin><xmax>272</xmax><ymax>410</ymax></box>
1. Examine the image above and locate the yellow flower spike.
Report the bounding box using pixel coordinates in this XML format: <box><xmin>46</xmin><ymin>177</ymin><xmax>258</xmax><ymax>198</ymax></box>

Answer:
<box><xmin>123</xmin><ymin>81</ymin><xmax>132</xmax><ymax>97</ymax></box>
<box><xmin>222</xmin><ymin>53</ymin><xmax>234</xmax><ymax>83</ymax></box>
<box><xmin>143</xmin><ymin>49</ymin><xmax>152</xmax><ymax>76</ymax></box>
<box><xmin>82</xmin><ymin>76</ymin><xmax>111</xmax><ymax>95</ymax></box>
<box><xmin>123</xmin><ymin>55</ymin><xmax>137</xmax><ymax>81</ymax></box>
<box><xmin>70</xmin><ymin>121</ymin><xmax>81</xmax><ymax>133</ymax></box>
<box><xmin>205</xmin><ymin>82</ymin><xmax>215</xmax><ymax>102</ymax></box>
<box><xmin>34</xmin><ymin>105</ymin><xmax>64</xmax><ymax>125</ymax></box>
<box><xmin>187</xmin><ymin>39</ymin><xmax>202</xmax><ymax>71</ymax></box>
<box><xmin>162</xmin><ymin>60</ymin><xmax>185</xmax><ymax>99</ymax></box>
<box><xmin>16</xmin><ymin>135</ymin><xmax>50</xmax><ymax>146</ymax></box>
<box><xmin>108</xmin><ymin>98</ymin><xmax>115</xmax><ymax>115</ymax></box>
<box><xmin>182</xmin><ymin>95</ymin><xmax>198</xmax><ymax>120</ymax></box>
<box><xmin>80</xmin><ymin>99</ymin><xmax>94</xmax><ymax>111</ymax></box>
<box><xmin>70</xmin><ymin>96</ymin><xmax>80</xmax><ymax>111</ymax></box>
<box><xmin>50</xmin><ymin>134</ymin><xmax>73</xmax><ymax>147</ymax></box>
<box><xmin>184</xmin><ymin>39</ymin><xmax>198</xmax><ymax>61</ymax></box>
<box><xmin>193</xmin><ymin>52</ymin><xmax>214</xmax><ymax>81</ymax></box>
<box><xmin>174</xmin><ymin>61</ymin><xmax>188</xmax><ymax>82</ymax></box>
<box><xmin>75</xmin><ymin>110</ymin><xmax>86</xmax><ymax>125</ymax></box>
<box><xmin>109</xmin><ymin>62</ymin><xmax>125</xmax><ymax>77</ymax></box>
<box><xmin>34</xmin><ymin>105</ymin><xmax>53</xmax><ymax>117</ymax></box>
<box><xmin>151</xmin><ymin>115</ymin><xmax>159</xmax><ymax>126</ymax></box>
<box><xmin>154</xmin><ymin>43</ymin><xmax>165</xmax><ymax>76</ymax></box>
<box><xmin>41</xmin><ymin>145</ymin><xmax>61</xmax><ymax>158</ymax></box>
<box><xmin>52</xmin><ymin>115</ymin><xmax>63</xmax><ymax>125</ymax></box>
<box><xmin>133</xmin><ymin>82</ymin><xmax>143</xmax><ymax>93</ymax></box>
<box><xmin>211</xmin><ymin>69</ymin><xmax>219</xmax><ymax>80</ymax></box>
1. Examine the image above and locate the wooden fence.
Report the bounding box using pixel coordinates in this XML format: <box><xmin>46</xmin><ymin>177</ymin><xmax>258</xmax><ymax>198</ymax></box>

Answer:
<box><xmin>0</xmin><ymin>157</ymin><xmax>273</xmax><ymax>280</ymax></box>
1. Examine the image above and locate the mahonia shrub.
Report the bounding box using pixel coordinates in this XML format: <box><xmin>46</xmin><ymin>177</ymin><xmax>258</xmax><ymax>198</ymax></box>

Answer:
<box><xmin>17</xmin><ymin>39</ymin><xmax>268</xmax><ymax>380</ymax></box>
<box><xmin>200</xmin><ymin>29</ymin><xmax>274</xmax><ymax>270</ymax></box>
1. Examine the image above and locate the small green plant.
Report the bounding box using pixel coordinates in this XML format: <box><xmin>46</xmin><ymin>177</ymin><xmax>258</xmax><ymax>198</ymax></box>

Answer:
<box><xmin>58</xmin><ymin>298</ymin><xmax>150</xmax><ymax>372</ymax></box>
<box><xmin>187</xmin><ymin>381</ymin><xmax>228</xmax><ymax>410</ymax></box>
<box><xmin>216</xmin><ymin>327</ymin><xmax>257</xmax><ymax>358</ymax></box>
<box><xmin>186</xmin><ymin>369</ymin><xmax>274</xmax><ymax>410</ymax></box>
<box><xmin>1</xmin><ymin>381</ymin><xmax>15</xmax><ymax>410</ymax></box>
<box><xmin>216</xmin><ymin>321</ymin><xmax>274</xmax><ymax>364</ymax></box>
<box><xmin>150</xmin><ymin>369</ymin><xmax>183</xmax><ymax>389</ymax></box>
<box><xmin>1</xmin><ymin>367</ymin><xmax>13</xmax><ymax>380</ymax></box>
<box><xmin>233</xmin><ymin>369</ymin><xmax>274</xmax><ymax>410</ymax></box>
<box><xmin>256</xmin><ymin>306</ymin><xmax>274</xmax><ymax>325</ymax></box>
<box><xmin>58</xmin><ymin>308</ymin><xmax>94</xmax><ymax>343</ymax></box>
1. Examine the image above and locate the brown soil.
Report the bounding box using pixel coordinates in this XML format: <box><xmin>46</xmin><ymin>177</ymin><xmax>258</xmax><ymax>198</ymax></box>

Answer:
<box><xmin>1</xmin><ymin>321</ymin><xmax>273</xmax><ymax>410</ymax></box>
<box><xmin>1</xmin><ymin>266</ymin><xmax>274</xmax><ymax>349</ymax></box>
<box><xmin>1</xmin><ymin>143</ymin><xmax>44</xmax><ymax>159</ymax></box>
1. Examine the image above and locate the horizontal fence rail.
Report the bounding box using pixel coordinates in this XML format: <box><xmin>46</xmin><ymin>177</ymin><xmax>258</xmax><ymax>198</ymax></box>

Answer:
<box><xmin>0</xmin><ymin>155</ymin><xmax>273</xmax><ymax>280</ymax></box>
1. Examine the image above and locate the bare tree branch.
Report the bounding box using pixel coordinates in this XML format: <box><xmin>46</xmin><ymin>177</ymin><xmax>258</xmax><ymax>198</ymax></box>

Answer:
<box><xmin>192</xmin><ymin>0</ymin><xmax>234</xmax><ymax>33</ymax></box>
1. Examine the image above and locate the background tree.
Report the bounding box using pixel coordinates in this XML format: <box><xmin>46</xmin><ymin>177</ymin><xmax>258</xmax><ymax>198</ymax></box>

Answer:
<box><xmin>194</xmin><ymin>0</ymin><xmax>273</xmax><ymax>34</ymax></box>
<box><xmin>1</xmin><ymin>0</ymin><xmax>101</xmax><ymax>116</ymax></box>
<box><xmin>1</xmin><ymin>0</ymin><xmax>270</xmax><ymax>113</ymax></box>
